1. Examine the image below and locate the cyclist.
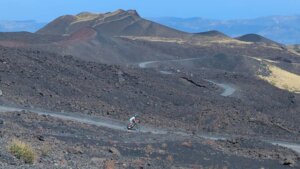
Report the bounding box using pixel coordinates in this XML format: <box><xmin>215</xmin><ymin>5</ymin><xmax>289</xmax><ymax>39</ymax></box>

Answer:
<box><xmin>128</xmin><ymin>114</ymin><xmax>139</xmax><ymax>130</ymax></box>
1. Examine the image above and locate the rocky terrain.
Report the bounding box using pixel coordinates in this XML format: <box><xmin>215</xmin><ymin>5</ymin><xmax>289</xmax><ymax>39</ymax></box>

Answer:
<box><xmin>0</xmin><ymin>46</ymin><xmax>299</xmax><ymax>140</ymax></box>
<box><xmin>288</xmin><ymin>44</ymin><xmax>300</xmax><ymax>54</ymax></box>
<box><xmin>0</xmin><ymin>111</ymin><xmax>299</xmax><ymax>168</ymax></box>
<box><xmin>0</xmin><ymin>9</ymin><xmax>299</xmax><ymax>168</ymax></box>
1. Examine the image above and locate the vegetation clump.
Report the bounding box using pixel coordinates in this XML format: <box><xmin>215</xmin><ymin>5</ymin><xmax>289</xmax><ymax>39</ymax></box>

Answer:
<box><xmin>8</xmin><ymin>139</ymin><xmax>36</xmax><ymax>164</ymax></box>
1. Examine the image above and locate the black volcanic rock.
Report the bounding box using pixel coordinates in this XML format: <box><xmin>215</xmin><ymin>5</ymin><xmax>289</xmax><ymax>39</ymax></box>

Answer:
<box><xmin>0</xmin><ymin>46</ymin><xmax>299</xmax><ymax>140</ymax></box>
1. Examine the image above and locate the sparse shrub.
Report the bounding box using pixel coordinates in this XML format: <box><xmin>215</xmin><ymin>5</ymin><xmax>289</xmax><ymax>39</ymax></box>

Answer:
<box><xmin>166</xmin><ymin>155</ymin><xmax>174</xmax><ymax>163</ymax></box>
<box><xmin>181</xmin><ymin>140</ymin><xmax>193</xmax><ymax>148</ymax></box>
<box><xmin>8</xmin><ymin>139</ymin><xmax>36</xmax><ymax>164</ymax></box>
<box><xmin>161</xmin><ymin>143</ymin><xmax>168</xmax><ymax>149</ymax></box>
<box><xmin>145</xmin><ymin>144</ymin><xmax>154</xmax><ymax>154</ymax></box>
<box><xmin>41</xmin><ymin>144</ymin><xmax>51</xmax><ymax>157</ymax></box>
<box><xmin>104</xmin><ymin>159</ymin><xmax>115</xmax><ymax>169</ymax></box>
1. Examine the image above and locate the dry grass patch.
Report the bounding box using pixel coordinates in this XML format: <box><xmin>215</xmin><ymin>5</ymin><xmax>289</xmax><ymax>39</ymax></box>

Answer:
<box><xmin>261</xmin><ymin>44</ymin><xmax>284</xmax><ymax>50</ymax></box>
<box><xmin>8</xmin><ymin>139</ymin><xmax>36</xmax><ymax>164</ymax></box>
<box><xmin>208</xmin><ymin>38</ymin><xmax>253</xmax><ymax>45</ymax></box>
<box><xmin>287</xmin><ymin>45</ymin><xmax>300</xmax><ymax>56</ymax></box>
<box><xmin>246</xmin><ymin>55</ymin><xmax>279</xmax><ymax>63</ymax></box>
<box><xmin>258</xmin><ymin>64</ymin><xmax>300</xmax><ymax>93</ymax></box>
<box><xmin>119</xmin><ymin>36</ymin><xmax>187</xmax><ymax>44</ymax></box>
<box><xmin>193</xmin><ymin>38</ymin><xmax>253</xmax><ymax>47</ymax></box>
<box><xmin>71</xmin><ymin>12</ymin><xmax>99</xmax><ymax>24</ymax></box>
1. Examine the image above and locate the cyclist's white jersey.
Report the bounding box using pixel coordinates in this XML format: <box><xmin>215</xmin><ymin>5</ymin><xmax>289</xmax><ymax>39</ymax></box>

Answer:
<box><xmin>129</xmin><ymin>116</ymin><xmax>136</xmax><ymax>123</ymax></box>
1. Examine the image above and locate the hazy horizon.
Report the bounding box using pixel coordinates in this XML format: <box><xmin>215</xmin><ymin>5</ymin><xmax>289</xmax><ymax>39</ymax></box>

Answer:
<box><xmin>2</xmin><ymin>13</ymin><xmax>300</xmax><ymax>23</ymax></box>
<box><xmin>1</xmin><ymin>0</ymin><xmax>300</xmax><ymax>22</ymax></box>
<box><xmin>149</xmin><ymin>14</ymin><xmax>300</xmax><ymax>22</ymax></box>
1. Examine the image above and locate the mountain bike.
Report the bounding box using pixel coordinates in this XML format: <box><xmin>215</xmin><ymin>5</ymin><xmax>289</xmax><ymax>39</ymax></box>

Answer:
<box><xmin>127</xmin><ymin>120</ymin><xmax>140</xmax><ymax>131</ymax></box>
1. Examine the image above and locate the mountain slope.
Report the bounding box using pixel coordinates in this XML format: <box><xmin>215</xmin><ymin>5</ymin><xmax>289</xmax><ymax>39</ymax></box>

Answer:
<box><xmin>288</xmin><ymin>44</ymin><xmax>300</xmax><ymax>54</ymax></box>
<box><xmin>1</xmin><ymin>10</ymin><xmax>300</xmax><ymax>86</ymax></box>
<box><xmin>37</xmin><ymin>9</ymin><xmax>187</xmax><ymax>38</ymax></box>
<box><xmin>34</xmin><ymin>11</ymin><xmax>300</xmax><ymax>66</ymax></box>
<box><xmin>0</xmin><ymin>11</ymin><xmax>300</xmax><ymax>168</ymax></box>
<box><xmin>1</xmin><ymin>46</ymin><xmax>299</xmax><ymax>140</ymax></box>
<box><xmin>2</xmin><ymin>15</ymin><xmax>300</xmax><ymax>44</ymax></box>
<box><xmin>235</xmin><ymin>34</ymin><xmax>282</xmax><ymax>46</ymax></box>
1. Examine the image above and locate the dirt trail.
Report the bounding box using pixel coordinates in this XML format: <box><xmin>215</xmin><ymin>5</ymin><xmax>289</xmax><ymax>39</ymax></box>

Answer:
<box><xmin>138</xmin><ymin>58</ymin><xmax>237</xmax><ymax>97</ymax></box>
<box><xmin>0</xmin><ymin>105</ymin><xmax>166</xmax><ymax>134</ymax></box>
<box><xmin>204</xmin><ymin>79</ymin><xmax>236</xmax><ymax>96</ymax></box>
<box><xmin>138</xmin><ymin>58</ymin><xmax>201</xmax><ymax>68</ymax></box>
<box><xmin>137</xmin><ymin>59</ymin><xmax>300</xmax><ymax>153</ymax></box>
<box><xmin>270</xmin><ymin>141</ymin><xmax>300</xmax><ymax>154</ymax></box>
<box><xmin>0</xmin><ymin>105</ymin><xmax>299</xmax><ymax>154</ymax></box>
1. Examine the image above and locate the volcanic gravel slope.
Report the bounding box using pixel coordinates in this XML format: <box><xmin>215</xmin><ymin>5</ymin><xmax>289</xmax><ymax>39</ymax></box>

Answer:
<box><xmin>0</xmin><ymin>111</ymin><xmax>299</xmax><ymax>168</ymax></box>
<box><xmin>0</xmin><ymin>46</ymin><xmax>299</xmax><ymax>141</ymax></box>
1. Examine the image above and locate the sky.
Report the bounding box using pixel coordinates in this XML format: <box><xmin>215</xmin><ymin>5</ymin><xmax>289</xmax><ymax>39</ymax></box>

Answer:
<box><xmin>0</xmin><ymin>0</ymin><xmax>300</xmax><ymax>22</ymax></box>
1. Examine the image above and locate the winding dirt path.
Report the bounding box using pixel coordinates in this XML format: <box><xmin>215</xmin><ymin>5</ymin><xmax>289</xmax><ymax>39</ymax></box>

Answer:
<box><xmin>137</xmin><ymin>59</ymin><xmax>300</xmax><ymax>153</ymax></box>
<box><xmin>0</xmin><ymin>58</ymin><xmax>297</xmax><ymax>153</ymax></box>
<box><xmin>138</xmin><ymin>58</ymin><xmax>201</xmax><ymax>68</ymax></box>
<box><xmin>0</xmin><ymin>105</ymin><xmax>299</xmax><ymax>153</ymax></box>
<box><xmin>138</xmin><ymin>58</ymin><xmax>237</xmax><ymax>97</ymax></box>
<box><xmin>0</xmin><ymin>105</ymin><xmax>166</xmax><ymax>134</ymax></box>
<box><xmin>204</xmin><ymin>79</ymin><xmax>236</xmax><ymax>97</ymax></box>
